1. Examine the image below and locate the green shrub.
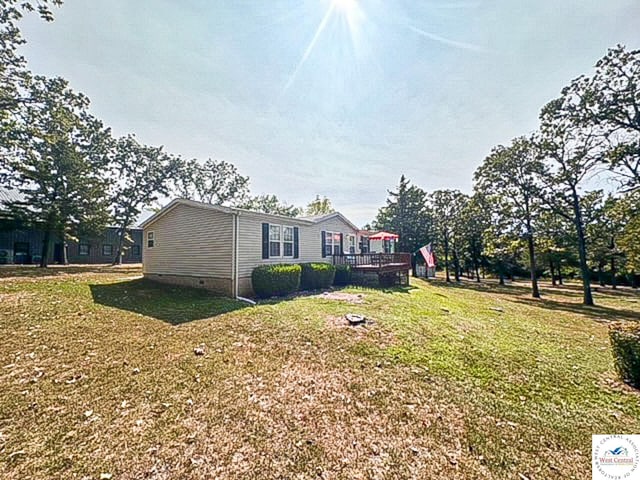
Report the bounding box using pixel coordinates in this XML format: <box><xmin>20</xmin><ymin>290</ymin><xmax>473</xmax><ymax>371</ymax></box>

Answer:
<box><xmin>299</xmin><ymin>262</ymin><xmax>336</xmax><ymax>290</ymax></box>
<box><xmin>251</xmin><ymin>264</ymin><xmax>301</xmax><ymax>299</ymax></box>
<box><xmin>333</xmin><ymin>264</ymin><xmax>352</xmax><ymax>286</ymax></box>
<box><xmin>610</xmin><ymin>322</ymin><xmax>640</xmax><ymax>388</ymax></box>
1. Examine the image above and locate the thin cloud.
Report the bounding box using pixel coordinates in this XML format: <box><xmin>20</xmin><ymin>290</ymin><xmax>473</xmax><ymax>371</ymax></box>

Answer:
<box><xmin>409</xmin><ymin>25</ymin><xmax>485</xmax><ymax>53</ymax></box>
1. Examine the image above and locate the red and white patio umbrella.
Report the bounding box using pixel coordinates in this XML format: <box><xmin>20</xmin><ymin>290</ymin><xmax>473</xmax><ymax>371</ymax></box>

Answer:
<box><xmin>368</xmin><ymin>231</ymin><xmax>399</xmax><ymax>241</ymax></box>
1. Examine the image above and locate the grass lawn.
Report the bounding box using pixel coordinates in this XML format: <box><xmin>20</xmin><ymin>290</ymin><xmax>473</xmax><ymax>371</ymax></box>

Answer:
<box><xmin>1</xmin><ymin>266</ymin><xmax>639</xmax><ymax>479</ymax></box>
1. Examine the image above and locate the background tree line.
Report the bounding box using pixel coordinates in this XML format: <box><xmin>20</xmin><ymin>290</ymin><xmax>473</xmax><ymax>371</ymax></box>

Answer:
<box><xmin>373</xmin><ymin>45</ymin><xmax>640</xmax><ymax>306</ymax></box>
<box><xmin>0</xmin><ymin>1</ymin><xmax>335</xmax><ymax>267</ymax></box>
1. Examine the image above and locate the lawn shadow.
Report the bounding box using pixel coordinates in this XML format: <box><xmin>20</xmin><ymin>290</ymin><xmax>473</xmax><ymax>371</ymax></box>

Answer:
<box><xmin>419</xmin><ymin>277</ymin><xmax>640</xmax><ymax>322</ymax></box>
<box><xmin>90</xmin><ymin>278</ymin><xmax>248</xmax><ymax>325</ymax></box>
<box><xmin>381</xmin><ymin>284</ymin><xmax>418</xmax><ymax>294</ymax></box>
<box><xmin>511</xmin><ymin>296</ymin><xmax>640</xmax><ymax>323</ymax></box>
<box><xmin>0</xmin><ymin>264</ymin><xmax>142</xmax><ymax>279</ymax></box>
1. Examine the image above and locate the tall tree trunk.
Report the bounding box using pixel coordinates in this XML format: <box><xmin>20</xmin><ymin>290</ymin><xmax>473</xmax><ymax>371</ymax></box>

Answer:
<box><xmin>571</xmin><ymin>192</ymin><xmax>594</xmax><ymax>306</ymax></box>
<box><xmin>453</xmin><ymin>249</ymin><xmax>461</xmax><ymax>282</ymax></box>
<box><xmin>62</xmin><ymin>237</ymin><xmax>68</xmax><ymax>265</ymax></box>
<box><xmin>557</xmin><ymin>263</ymin><xmax>563</xmax><ymax>285</ymax></box>
<box><xmin>526</xmin><ymin>230</ymin><xmax>540</xmax><ymax>298</ymax></box>
<box><xmin>499</xmin><ymin>267</ymin><xmax>505</xmax><ymax>285</ymax></box>
<box><xmin>40</xmin><ymin>229</ymin><xmax>51</xmax><ymax>268</ymax></box>
<box><xmin>610</xmin><ymin>255</ymin><xmax>617</xmax><ymax>290</ymax></box>
<box><xmin>444</xmin><ymin>237</ymin><xmax>451</xmax><ymax>283</ymax></box>
<box><xmin>598</xmin><ymin>262</ymin><xmax>605</xmax><ymax>287</ymax></box>
<box><xmin>631</xmin><ymin>272</ymin><xmax>638</xmax><ymax>289</ymax></box>
<box><xmin>112</xmin><ymin>226</ymin><xmax>126</xmax><ymax>266</ymax></box>
<box><xmin>474</xmin><ymin>257</ymin><xmax>481</xmax><ymax>282</ymax></box>
<box><xmin>550</xmin><ymin>259</ymin><xmax>556</xmax><ymax>286</ymax></box>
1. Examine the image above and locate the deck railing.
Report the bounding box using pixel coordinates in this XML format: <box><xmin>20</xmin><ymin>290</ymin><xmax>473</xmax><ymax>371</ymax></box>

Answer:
<box><xmin>332</xmin><ymin>253</ymin><xmax>412</xmax><ymax>269</ymax></box>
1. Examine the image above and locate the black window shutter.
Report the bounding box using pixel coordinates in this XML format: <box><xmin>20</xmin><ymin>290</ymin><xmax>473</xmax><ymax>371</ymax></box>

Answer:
<box><xmin>262</xmin><ymin>223</ymin><xmax>270</xmax><ymax>259</ymax></box>
<box><xmin>339</xmin><ymin>233</ymin><xmax>344</xmax><ymax>254</ymax></box>
<box><xmin>293</xmin><ymin>227</ymin><xmax>299</xmax><ymax>259</ymax></box>
<box><xmin>321</xmin><ymin>230</ymin><xmax>326</xmax><ymax>258</ymax></box>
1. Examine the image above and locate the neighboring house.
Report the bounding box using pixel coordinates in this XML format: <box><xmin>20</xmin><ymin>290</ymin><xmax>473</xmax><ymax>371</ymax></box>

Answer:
<box><xmin>0</xmin><ymin>225</ymin><xmax>143</xmax><ymax>265</ymax></box>
<box><xmin>0</xmin><ymin>188</ymin><xmax>143</xmax><ymax>265</ymax></box>
<box><xmin>140</xmin><ymin>198</ymin><xmax>362</xmax><ymax>297</ymax></box>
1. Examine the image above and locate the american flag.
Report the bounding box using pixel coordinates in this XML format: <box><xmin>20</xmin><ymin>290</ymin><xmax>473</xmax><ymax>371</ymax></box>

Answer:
<box><xmin>419</xmin><ymin>243</ymin><xmax>436</xmax><ymax>268</ymax></box>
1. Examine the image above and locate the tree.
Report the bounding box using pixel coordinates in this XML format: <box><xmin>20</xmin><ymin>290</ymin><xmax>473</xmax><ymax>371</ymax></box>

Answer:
<box><xmin>306</xmin><ymin>195</ymin><xmax>334</xmax><ymax>216</ymax></box>
<box><xmin>536</xmin><ymin>96</ymin><xmax>605</xmax><ymax>305</ymax></box>
<box><xmin>238</xmin><ymin>194</ymin><xmax>303</xmax><ymax>217</ymax></box>
<box><xmin>583</xmin><ymin>193</ymin><xmax>627</xmax><ymax>288</ymax></box>
<box><xmin>616</xmin><ymin>191</ymin><xmax>640</xmax><ymax>288</ymax></box>
<box><xmin>172</xmin><ymin>158</ymin><xmax>249</xmax><ymax>205</ymax></box>
<box><xmin>460</xmin><ymin>194</ymin><xmax>491</xmax><ymax>282</ymax></box>
<box><xmin>428</xmin><ymin>190</ymin><xmax>467</xmax><ymax>282</ymax></box>
<box><xmin>108</xmin><ymin>135</ymin><xmax>180</xmax><ymax>264</ymax></box>
<box><xmin>535</xmin><ymin>208</ymin><xmax>576</xmax><ymax>286</ymax></box>
<box><xmin>0</xmin><ymin>0</ymin><xmax>62</xmax><ymax>114</ymax></box>
<box><xmin>2</xmin><ymin>76</ymin><xmax>111</xmax><ymax>267</ymax></box>
<box><xmin>482</xmin><ymin>206</ymin><xmax>520</xmax><ymax>285</ymax></box>
<box><xmin>561</xmin><ymin>45</ymin><xmax>640</xmax><ymax>192</ymax></box>
<box><xmin>474</xmin><ymin>137</ymin><xmax>545</xmax><ymax>298</ymax></box>
<box><xmin>373</xmin><ymin>175</ymin><xmax>432</xmax><ymax>256</ymax></box>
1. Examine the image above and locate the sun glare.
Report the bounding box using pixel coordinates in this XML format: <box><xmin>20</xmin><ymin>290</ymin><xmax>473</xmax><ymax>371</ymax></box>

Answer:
<box><xmin>282</xmin><ymin>0</ymin><xmax>366</xmax><ymax>93</ymax></box>
<box><xmin>332</xmin><ymin>0</ymin><xmax>357</xmax><ymax>14</ymax></box>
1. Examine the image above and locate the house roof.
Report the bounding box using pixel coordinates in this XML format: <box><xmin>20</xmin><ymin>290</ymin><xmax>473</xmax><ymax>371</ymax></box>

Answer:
<box><xmin>141</xmin><ymin>198</ymin><xmax>360</xmax><ymax>231</ymax></box>
<box><xmin>0</xmin><ymin>188</ymin><xmax>24</xmax><ymax>208</ymax></box>
<box><xmin>298</xmin><ymin>212</ymin><xmax>360</xmax><ymax>231</ymax></box>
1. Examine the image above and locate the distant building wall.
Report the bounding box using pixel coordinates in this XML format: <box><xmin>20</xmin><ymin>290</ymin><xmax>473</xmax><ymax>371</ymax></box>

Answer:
<box><xmin>0</xmin><ymin>221</ymin><xmax>143</xmax><ymax>264</ymax></box>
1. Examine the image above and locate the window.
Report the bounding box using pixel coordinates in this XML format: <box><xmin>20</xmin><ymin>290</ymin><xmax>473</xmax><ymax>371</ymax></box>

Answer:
<box><xmin>325</xmin><ymin>232</ymin><xmax>333</xmax><ymax>256</ymax></box>
<box><xmin>359</xmin><ymin>236</ymin><xmax>370</xmax><ymax>254</ymax></box>
<box><xmin>283</xmin><ymin>226</ymin><xmax>294</xmax><ymax>257</ymax></box>
<box><xmin>147</xmin><ymin>231</ymin><xmax>155</xmax><ymax>248</ymax></box>
<box><xmin>348</xmin><ymin>234</ymin><xmax>356</xmax><ymax>254</ymax></box>
<box><xmin>269</xmin><ymin>225</ymin><xmax>281</xmax><ymax>257</ymax></box>
<box><xmin>131</xmin><ymin>245</ymin><xmax>141</xmax><ymax>256</ymax></box>
<box><xmin>325</xmin><ymin>231</ymin><xmax>342</xmax><ymax>256</ymax></box>
<box><xmin>79</xmin><ymin>244</ymin><xmax>90</xmax><ymax>256</ymax></box>
<box><xmin>102</xmin><ymin>244</ymin><xmax>113</xmax><ymax>256</ymax></box>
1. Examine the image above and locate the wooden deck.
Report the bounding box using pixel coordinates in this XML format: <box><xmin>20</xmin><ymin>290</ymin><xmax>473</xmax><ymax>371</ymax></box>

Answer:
<box><xmin>333</xmin><ymin>253</ymin><xmax>412</xmax><ymax>286</ymax></box>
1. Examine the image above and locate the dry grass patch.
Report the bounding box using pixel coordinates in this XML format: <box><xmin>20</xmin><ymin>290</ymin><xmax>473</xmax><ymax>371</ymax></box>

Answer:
<box><xmin>0</xmin><ymin>267</ymin><xmax>639</xmax><ymax>479</ymax></box>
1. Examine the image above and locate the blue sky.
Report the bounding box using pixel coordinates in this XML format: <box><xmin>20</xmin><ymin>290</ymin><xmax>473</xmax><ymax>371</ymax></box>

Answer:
<box><xmin>20</xmin><ymin>0</ymin><xmax>640</xmax><ymax>226</ymax></box>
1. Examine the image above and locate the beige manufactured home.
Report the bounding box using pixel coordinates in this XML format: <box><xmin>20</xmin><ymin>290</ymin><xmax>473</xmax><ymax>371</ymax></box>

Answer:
<box><xmin>140</xmin><ymin>198</ymin><xmax>362</xmax><ymax>297</ymax></box>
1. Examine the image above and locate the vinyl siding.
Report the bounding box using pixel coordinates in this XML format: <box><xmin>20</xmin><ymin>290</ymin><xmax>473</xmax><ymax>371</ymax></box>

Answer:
<box><xmin>143</xmin><ymin>204</ymin><xmax>233</xmax><ymax>278</ymax></box>
<box><xmin>237</xmin><ymin>212</ymin><xmax>359</xmax><ymax>278</ymax></box>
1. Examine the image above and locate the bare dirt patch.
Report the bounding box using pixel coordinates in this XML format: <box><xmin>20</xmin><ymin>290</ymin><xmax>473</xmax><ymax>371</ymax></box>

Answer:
<box><xmin>315</xmin><ymin>291</ymin><xmax>365</xmax><ymax>303</ymax></box>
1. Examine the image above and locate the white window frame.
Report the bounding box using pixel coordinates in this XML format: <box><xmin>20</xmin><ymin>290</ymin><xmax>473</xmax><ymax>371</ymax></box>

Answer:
<box><xmin>102</xmin><ymin>244</ymin><xmax>113</xmax><ymax>256</ymax></box>
<box><xmin>325</xmin><ymin>231</ymin><xmax>334</xmax><ymax>256</ymax></box>
<box><xmin>147</xmin><ymin>231</ymin><xmax>155</xmax><ymax>248</ymax></box>
<box><xmin>79</xmin><ymin>243</ymin><xmax>90</xmax><ymax>256</ymax></box>
<box><xmin>269</xmin><ymin>224</ymin><xmax>282</xmax><ymax>258</ymax></box>
<box><xmin>348</xmin><ymin>234</ymin><xmax>356</xmax><ymax>254</ymax></box>
<box><xmin>325</xmin><ymin>231</ymin><xmax>342</xmax><ymax>256</ymax></box>
<box><xmin>283</xmin><ymin>226</ymin><xmax>294</xmax><ymax>258</ymax></box>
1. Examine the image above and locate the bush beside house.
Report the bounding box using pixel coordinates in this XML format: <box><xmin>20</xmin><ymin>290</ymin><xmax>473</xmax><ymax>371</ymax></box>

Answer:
<box><xmin>333</xmin><ymin>264</ymin><xmax>352</xmax><ymax>286</ymax></box>
<box><xmin>251</xmin><ymin>264</ymin><xmax>301</xmax><ymax>298</ymax></box>
<box><xmin>300</xmin><ymin>263</ymin><xmax>336</xmax><ymax>290</ymax></box>
<box><xmin>251</xmin><ymin>262</ymin><xmax>354</xmax><ymax>298</ymax></box>
<box><xmin>610</xmin><ymin>322</ymin><xmax>640</xmax><ymax>388</ymax></box>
